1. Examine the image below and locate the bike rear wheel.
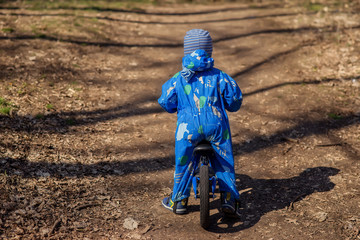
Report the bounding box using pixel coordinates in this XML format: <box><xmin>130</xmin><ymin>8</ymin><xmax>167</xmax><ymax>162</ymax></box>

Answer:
<box><xmin>200</xmin><ymin>163</ymin><xmax>210</xmax><ymax>229</ymax></box>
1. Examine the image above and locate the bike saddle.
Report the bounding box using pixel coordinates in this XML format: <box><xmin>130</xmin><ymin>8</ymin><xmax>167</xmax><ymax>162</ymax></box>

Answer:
<box><xmin>193</xmin><ymin>141</ymin><xmax>214</xmax><ymax>155</ymax></box>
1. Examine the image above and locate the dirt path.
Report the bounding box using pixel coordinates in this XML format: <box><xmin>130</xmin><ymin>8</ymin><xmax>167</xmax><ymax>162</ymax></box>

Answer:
<box><xmin>1</xmin><ymin>1</ymin><xmax>360</xmax><ymax>239</ymax></box>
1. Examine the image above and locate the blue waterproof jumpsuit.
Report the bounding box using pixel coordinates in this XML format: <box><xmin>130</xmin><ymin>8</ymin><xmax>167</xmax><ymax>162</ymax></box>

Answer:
<box><xmin>158</xmin><ymin>49</ymin><xmax>243</xmax><ymax>202</ymax></box>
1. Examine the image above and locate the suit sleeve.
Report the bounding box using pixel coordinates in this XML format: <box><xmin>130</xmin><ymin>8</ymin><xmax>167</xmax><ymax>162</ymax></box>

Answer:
<box><xmin>219</xmin><ymin>71</ymin><xmax>242</xmax><ymax>112</ymax></box>
<box><xmin>158</xmin><ymin>74</ymin><xmax>178</xmax><ymax>113</ymax></box>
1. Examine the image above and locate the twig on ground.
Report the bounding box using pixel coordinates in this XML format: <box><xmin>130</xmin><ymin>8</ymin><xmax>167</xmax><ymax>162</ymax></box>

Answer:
<box><xmin>315</xmin><ymin>143</ymin><xmax>343</xmax><ymax>147</ymax></box>
<box><xmin>283</xmin><ymin>146</ymin><xmax>293</xmax><ymax>155</ymax></box>
<box><xmin>75</xmin><ymin>203</ymin><xmax>100</xmax><ymax>211</ymax></box>
<box><xmin>288</xmin><ymin>193</ymin><xmax>307</xmax><ymax>211</ymax></box>
<box><xmin>282</xmin><ymin>136</ymin><xmax>299</xmax><ymax>143</ymax></box>
<box><xmin>50</xmin><ymin>218</ymin><xmax>62</xmax><ymax>235</ymax></box>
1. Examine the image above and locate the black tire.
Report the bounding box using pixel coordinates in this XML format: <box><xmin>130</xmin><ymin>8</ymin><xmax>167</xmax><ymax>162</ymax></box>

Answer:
<box><xmin>200</xmin><ymin>163</ymin><xmax>210</xmax><ymax>229</ymax></box>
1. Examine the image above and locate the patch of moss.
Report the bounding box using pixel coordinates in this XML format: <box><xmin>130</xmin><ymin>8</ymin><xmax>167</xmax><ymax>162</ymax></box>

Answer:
<box><xmin>0</xmin><ymin>97</ymin><xmax>17</xmax><ymax>116</ymax></box>
<box><xmin>328</xmin><ymin>113</ymin><xmax>343</xmax><ymax>120</ymax></box>
<box><xmin>305</xmin><ymin>2</ymin><xmax>324</xmax><ymax>11</ymax></box>
<box><xmin>2</xmin><ymin>27</ymin><xmax>14</xmax><ymax>33</ymax></box>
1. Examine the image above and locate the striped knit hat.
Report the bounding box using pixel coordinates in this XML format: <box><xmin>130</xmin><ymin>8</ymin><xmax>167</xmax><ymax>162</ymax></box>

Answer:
<box><xmin>183</xmin><ymin>29</ymin><xmax>213</xmax><ymax>57</ymax></box>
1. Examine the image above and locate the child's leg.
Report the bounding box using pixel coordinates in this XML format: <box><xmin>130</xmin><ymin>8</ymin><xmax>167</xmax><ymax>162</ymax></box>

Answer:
<box><xmin>171</xmin><ymin>139</ymin><xmax>196</xmax><ymax>202</ymax></box>
<box><xmin>210</xmin><ymin>140</ymin><xmax>240</xmax><ymax>201</ymax></box>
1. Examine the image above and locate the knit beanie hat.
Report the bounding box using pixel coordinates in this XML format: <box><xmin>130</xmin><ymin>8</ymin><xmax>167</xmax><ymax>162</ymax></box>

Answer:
<box><xmin>184</xmin><ymin>29</ymin><xmax>213</xmax><ymax>57</ymax></box>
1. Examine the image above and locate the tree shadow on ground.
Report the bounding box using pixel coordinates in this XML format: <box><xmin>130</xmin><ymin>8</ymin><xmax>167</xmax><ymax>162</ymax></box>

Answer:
<box><xmin>1</xmin><ymin>25</ymin><xmax>359</xmax><ymax>49</ymax></box>
<box><xmin>2</xmin><ymin>10</ymin><xmax>356</xmax><ymax>25</ymax></box>
<box><xmin>0</xmin><ymin>11</ymin><xmax>311</xmax><ymax>25</ymax></box>
<box><xmin>243</xmin><ymin>75</ymin><xmax>360</xmax><ymax>97</ymax></box>
<box><xmin>0</xmin><ymin>95</ymin><xmax>162</xmax><ymax>133</ymax></box>
<box><xmin>0</xmin><ymin>4</ymin><xmax>282</xmax><ymax>16</ymax></box>
<box><xmin>0</xmin><ymin>155</ymin><xmax>174</xmax><ymax>178</ymax></box>
<box><xmin>204</xmin><ymin>166</ymin><xmax>340</xmax><ymax>232</ymax></box>
<box><xmin>0</xmin><ymin>113</ymin><xmax>357</xmax><ymax>179</ymax></box>
<box><xmin>0</xmin><ymin>64</ymin><xmax>357</xmax><ymax>134</ymax></box>
<box><xmin>231</xmin><ymin>40</ymin><xmax>316</xmax><ymax>79</ymax></box>
<box><xmin>232</xmin><ymin>114</ymin><xmax>360</xmax><ymax>162</ymax></box>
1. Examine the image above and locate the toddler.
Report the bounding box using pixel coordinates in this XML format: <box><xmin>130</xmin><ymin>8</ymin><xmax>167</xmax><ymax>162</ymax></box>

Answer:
<box><xmin>158</xmin><ymin>29</ymin><xmax>243</xmax><ymax>217</ymax></box>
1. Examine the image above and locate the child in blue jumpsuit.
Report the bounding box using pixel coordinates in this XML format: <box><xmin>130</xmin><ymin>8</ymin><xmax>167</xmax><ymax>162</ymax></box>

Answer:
<box><xmin>158</xmin><ymin>29</ymin><xmax>243</xmax><ymax>217</ymax></box>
